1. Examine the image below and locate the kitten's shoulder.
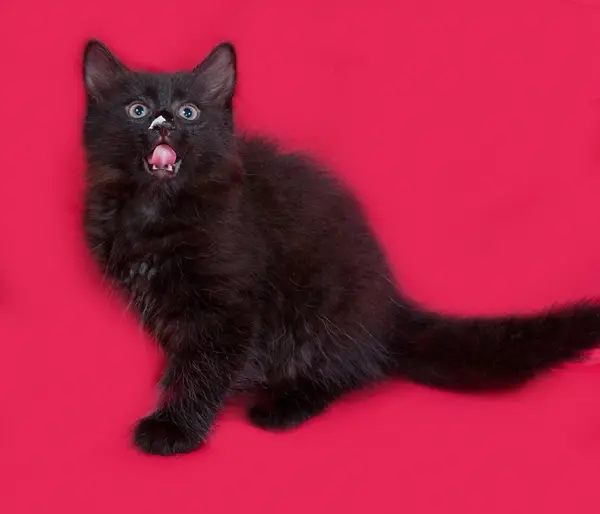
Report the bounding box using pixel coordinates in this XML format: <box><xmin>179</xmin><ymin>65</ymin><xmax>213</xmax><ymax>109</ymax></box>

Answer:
<box><xmin>235</xmin><ymin>135</ymin><xmax>311</xmax><ymax>174</ymax></box>
<box><xmin>234</xmin><ymin>134</ymin><xmax>365</xmax><ymax>230</ymax></box>
<box><xmin>235</xmin><ymin>134</ymin><xmax>343</xmax><ymax>192</ymax></box>
<box><xmin>235</xmin><ymin>134</ymin><xmax>279</xmax><ymax>164</ymax></box>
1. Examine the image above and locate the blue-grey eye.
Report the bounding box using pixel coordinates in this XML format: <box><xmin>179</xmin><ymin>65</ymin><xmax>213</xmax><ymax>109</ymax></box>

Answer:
<box><xmin>127</xmin><ymin>103</ymin><xmax>149</xmax><ymax>119</ymax></box>
<box><xmin>177</xmin><ymin>104</ymin><xmax>199</xmax><ymax>121</ymax></box>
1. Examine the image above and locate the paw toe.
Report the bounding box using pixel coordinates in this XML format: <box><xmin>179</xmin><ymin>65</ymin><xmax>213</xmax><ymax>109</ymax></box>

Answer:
<box><xmin>134</xmin><ymin>414</ymin><xmax>201</xmax><ymax>456</ymax></box>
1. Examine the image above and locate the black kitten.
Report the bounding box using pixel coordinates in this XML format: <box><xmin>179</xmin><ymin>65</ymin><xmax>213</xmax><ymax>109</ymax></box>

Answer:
<box><xmin>82</xmin><ymin>40</ymin><xmax>600</xmax><ymax>456</ymax></box>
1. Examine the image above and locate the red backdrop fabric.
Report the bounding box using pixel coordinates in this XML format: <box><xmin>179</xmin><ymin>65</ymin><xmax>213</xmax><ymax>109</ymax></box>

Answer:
<box><xmin>3</xmin><ymin>0</ymin><xmax>600</xmax><ymax>512</ymax></box>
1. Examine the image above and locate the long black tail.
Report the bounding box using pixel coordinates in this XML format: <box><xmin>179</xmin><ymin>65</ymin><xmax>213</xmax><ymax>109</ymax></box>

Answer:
<box><xmin>393</xmin><ymin>301</ymin><xmax>600</xmax><ymax>391</ymax></box>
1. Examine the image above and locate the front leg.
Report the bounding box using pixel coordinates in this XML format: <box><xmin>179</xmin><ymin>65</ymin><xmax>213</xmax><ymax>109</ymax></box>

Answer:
<box><xmin>134</xmin><ymin>311</ymin><xmax>254</xmax><ymax>456</ymax></box>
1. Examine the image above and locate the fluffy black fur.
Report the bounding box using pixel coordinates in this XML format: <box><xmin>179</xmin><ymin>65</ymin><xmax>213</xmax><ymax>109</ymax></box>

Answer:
<box><xmin>82</xmin><ymin>40</ymin><xmax>600</xmax><ymax>456</ymax></box>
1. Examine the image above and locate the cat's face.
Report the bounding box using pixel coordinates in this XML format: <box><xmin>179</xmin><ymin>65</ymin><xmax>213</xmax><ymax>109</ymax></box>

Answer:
<box><xmin>82</xmin><ymin>41</ymin><xmax>236</xmax><ymax>185</ymax></box>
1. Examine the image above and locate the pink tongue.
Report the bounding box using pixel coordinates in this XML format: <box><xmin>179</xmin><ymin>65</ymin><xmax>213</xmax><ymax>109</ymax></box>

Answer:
<box><xmin>148</xmin><ymin>144</ymin><xmax>177</xmax><ymax>167</ymax></box>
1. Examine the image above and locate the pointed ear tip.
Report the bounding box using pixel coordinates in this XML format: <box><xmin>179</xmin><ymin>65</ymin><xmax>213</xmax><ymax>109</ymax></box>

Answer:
<box><xmin>220</xmin><ymin>41</ymin><xmax>236</xmax><ymax>52</ymax></box>
<box><xmin>84</xmin><ymin>39</ymin><xmax>102</xmax><ymax>52</ymax></box>
<box><xmin>83</xmin><ymin>39</ymin><xmax>108</xmax><ymax>62</ymax></box>
<box><xmin>216</xmin><ymin>42</ymin><xmax>236</xmax><ymax>62</ymax></box>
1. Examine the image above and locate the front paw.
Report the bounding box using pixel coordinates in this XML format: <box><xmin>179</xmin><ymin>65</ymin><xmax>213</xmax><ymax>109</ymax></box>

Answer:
<box><xmin>134</xmin><ymin>413</ymin><xmax>202</xmax><ymax>456</ymax></box>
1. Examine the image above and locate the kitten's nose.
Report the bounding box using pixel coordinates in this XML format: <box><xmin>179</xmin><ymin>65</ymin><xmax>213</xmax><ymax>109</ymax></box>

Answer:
<box><xmin>148</xmin><ymin>113</ymin><xmax>176</xmax><ymax>134</ymax></box>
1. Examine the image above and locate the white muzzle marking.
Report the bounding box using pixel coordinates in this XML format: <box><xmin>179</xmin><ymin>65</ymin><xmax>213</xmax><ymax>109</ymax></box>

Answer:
<box><xmin>149</xmin><ymin>115</ymin><xmax>167</xmax><ymax>131</ymax></box>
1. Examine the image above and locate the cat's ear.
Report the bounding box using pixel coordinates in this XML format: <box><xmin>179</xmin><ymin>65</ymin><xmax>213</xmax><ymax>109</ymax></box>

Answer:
<box><xmin>192</xmin><ymin>43</ymin><xmax>236</xmax><ymax>106</ymax></box>
<box><xmin>83</xmin><ymin>40</ymin><xmax>128</xmax><ymax>100</ymax></box>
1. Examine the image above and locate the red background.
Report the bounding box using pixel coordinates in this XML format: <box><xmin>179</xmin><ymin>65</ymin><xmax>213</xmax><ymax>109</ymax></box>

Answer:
<box><xmin>2</xmin><ymin>0</ymin><xmax>600</xmax><ymax>512</ymax></box>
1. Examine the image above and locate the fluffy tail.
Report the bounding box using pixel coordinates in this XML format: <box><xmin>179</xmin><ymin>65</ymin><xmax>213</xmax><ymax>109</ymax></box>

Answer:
<box><xmin>393</xmin><ymin>301</ymin><xmax>600</xmax><ymax>391</ymax></box>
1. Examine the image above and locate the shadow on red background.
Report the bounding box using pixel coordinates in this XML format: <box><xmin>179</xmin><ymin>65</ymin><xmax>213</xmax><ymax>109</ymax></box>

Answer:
<box><xmin>3</xmin><ymin>0</ymin><xmax>600</xmax><ymax>512</ymax></box>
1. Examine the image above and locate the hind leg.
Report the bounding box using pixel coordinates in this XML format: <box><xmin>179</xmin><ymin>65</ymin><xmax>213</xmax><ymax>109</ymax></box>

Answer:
<box><xmin>248</xmin><ymin>379</ymin><xmax>344</xmax><ymax>430</ymax></box>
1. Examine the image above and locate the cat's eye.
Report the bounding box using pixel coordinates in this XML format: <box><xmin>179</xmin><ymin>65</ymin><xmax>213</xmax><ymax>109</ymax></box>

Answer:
<box><xmin>177</xmin><ymin>104</ymin><xmax>200</xmax><ymax>121</ymax></box>
<box><xmin>127</xmin><ymin>103</ymin><xmax>150</xmax><ymax>119</ymax></box>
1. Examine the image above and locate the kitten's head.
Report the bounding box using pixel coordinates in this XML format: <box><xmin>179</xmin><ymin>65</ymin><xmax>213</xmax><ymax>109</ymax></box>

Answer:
<box><xmin>82</xmin><ymin>40</ymin><xmax>236</xmax><ymax>185</ymax></box>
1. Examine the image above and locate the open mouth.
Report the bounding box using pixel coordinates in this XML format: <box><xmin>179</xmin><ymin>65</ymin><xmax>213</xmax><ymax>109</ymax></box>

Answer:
<box><xmin>144</xmin><ymin>144</ymin><xmax>181</xmax><ymax>179</ymax></box>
